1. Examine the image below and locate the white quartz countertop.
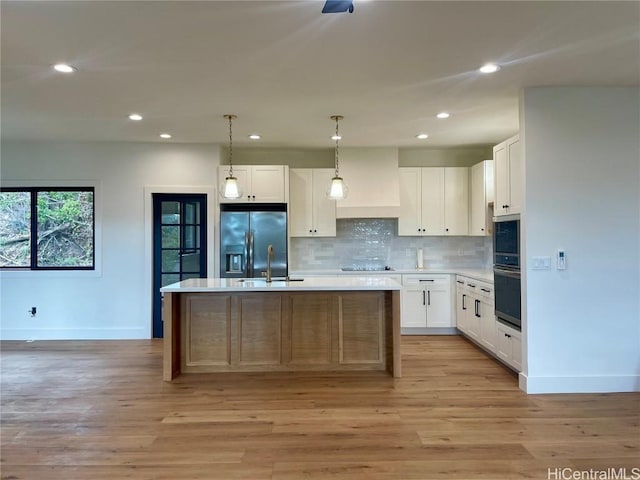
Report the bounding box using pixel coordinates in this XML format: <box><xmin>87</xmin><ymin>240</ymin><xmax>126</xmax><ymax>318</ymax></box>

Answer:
<box><xmin>290</xmin><ymin>268</ymin><xmax>494</xmax><ymax>284</ymax></box>
<box><xmin>161</xmin><ymin>276</ymin><xmax>402</xmax><ymax>293</ymax></box>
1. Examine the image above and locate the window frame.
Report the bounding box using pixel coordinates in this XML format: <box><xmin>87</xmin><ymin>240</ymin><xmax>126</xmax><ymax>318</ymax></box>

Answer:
<box><xmin>1</xmin><ymin>186</ymin><xmax>96</xmax><ymax>271</ymax></box>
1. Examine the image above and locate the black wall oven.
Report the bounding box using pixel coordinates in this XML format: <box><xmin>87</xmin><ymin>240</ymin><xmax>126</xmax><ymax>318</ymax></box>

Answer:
<box><xmin>493</xmin><ymin>217</ymin><xmax>521</xmax><ymax>330</ymax></box>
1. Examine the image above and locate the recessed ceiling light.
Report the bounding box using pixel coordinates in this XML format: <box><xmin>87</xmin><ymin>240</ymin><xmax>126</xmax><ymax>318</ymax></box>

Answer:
<box><xmin>128</xmin><ymin>113</ymin><xmax>143</xmax><ymax>121</ymax></box>
<box><xmin>248</xmin><ymin>134</ymin><xmax>261</xmax><ymax>140</ymax></box>
<box><xmin>416</xmin><ymin>134</ymin><xmax>429</xmax><ymax>139</ymax></box>
<box><xmin>52</xmin><ymin>63</ymin><xmax>76</xmax><ymax>73</ymax></box>
<box><xmin>436</xmin><ymin>112</ymin><xmax>450</xmax><ymax>119</ymax></box>
<box><xmin>479</xmin><ymin>63</ymin><xmax>500</xmax><ymax>74</ymax></box>
<box><xmin>159</xmin><ymin>133</ymin><xmax>172</xmax><ymax>139</ymax></box>
<box><xmin>331</xmin><ymin>135</ymin><xmax>342</xmax><ymax>141</ymax></box>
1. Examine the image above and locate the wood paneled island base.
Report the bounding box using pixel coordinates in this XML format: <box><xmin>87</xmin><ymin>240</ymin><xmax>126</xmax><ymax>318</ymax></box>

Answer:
<box><xmin>161</xmin><ymin>278</ymin><xmax>402</xmax><ymax>381</ymax></box>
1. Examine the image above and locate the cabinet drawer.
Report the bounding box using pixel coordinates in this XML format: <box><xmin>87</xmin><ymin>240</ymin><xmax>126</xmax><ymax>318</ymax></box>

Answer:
<box><xmin>402</xmin><ymin>275</ymin><xmax>450</xmax><ymax>287</ymax></box>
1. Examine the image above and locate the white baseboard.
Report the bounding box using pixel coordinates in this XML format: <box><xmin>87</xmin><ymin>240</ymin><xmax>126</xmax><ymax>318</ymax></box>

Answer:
<box><xmin>519</xmin><ymin>373</ymin><xmax>640</xmax><ymax>393</ymax></box>
<box><xmin>0</xmin><ymin>327</ymin><xmax>149</xmax><ymax>340</ymax></box>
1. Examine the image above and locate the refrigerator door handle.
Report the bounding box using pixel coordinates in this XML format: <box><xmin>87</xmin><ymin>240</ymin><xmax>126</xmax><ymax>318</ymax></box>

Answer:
<box><xmin>244</xmin><ymin>231</ymin><xmax>250</xmax><ymax>277</ymax></box>
<box><xmin>248</xmin><ymin>231</ymin><xmax>254</xmax><ymax>277</ymax></box>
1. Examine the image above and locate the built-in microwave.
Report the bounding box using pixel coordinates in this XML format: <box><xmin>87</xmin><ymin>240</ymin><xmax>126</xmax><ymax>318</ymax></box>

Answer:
<box><xmin>493</xmin><ymin>217</ymin><xmax>520</xmax><ymax>269</ymax></box>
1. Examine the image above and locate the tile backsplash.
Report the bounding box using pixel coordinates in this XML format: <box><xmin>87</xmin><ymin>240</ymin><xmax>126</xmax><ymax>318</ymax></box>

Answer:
<box><xmin>290</xmin><ymin>218</ymin><xmax>492</xmax><ymax>270</ymax></box>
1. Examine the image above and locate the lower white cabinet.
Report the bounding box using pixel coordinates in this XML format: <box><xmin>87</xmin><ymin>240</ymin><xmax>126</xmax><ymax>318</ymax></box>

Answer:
<box><xmin>496</xmin><ymin>321</ymin><xmax>522</xmax><ymax>371</ymax></box>
<box><xmin>401</xmin><ymin>274</ymin><xmax>452</xmax><ymax>331</ymax></box>
<box><xmin>456</xmin><ymin>274</ymin><xmax>520</xmax><ymax>371</ymax></box>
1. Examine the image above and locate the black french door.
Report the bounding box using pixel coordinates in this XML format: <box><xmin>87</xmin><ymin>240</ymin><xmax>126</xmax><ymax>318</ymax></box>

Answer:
<box><xmin>152</xmin><ymin>194</ymin><xmax>207</xmax><ymax>338</ymax></box>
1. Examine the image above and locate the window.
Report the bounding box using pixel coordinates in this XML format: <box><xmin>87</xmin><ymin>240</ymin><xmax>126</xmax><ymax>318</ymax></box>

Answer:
<box><xmin>0</xmin><ymin>187</ymin><xmax>95</xmax><ymax>270</ymax></box>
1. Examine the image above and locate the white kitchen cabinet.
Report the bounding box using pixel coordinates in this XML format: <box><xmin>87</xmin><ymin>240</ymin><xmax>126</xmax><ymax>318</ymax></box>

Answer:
<box><xmin>493</xmin><ymin>134</ymin><xmax>522</xmax><ymax>217</ymax></box>
<box><xmin>470</xmin><ymin>160</ymin><xmax>494</xmax><ymax>236</ymax></box>
<box><xmin>218</xmin><ymin>165</ymin><xmax>288</xmax><ymax>203</ymax></box>
<box><xmin>455</xmin><ymin>276</ymin><xmax>495</xmax><ymax>353</ymax></box>
<box><xmin>496</xmin><ymin>320</ymin><xmax>522</xmax><ymax>371</ymax></box>
<box><xmin>398</xmin><ymin>167</ymin><xmax>469</xmax><ymax>236</ymax></box>
<box><xmin>289</xmin><ymin>169</ymin><xmax>336</xmax><ymax>237</ymax></box>
<box><xmin>401</xmin><ymin>274</ymin><xmax>452</xmax><ymax>331</ymax></box>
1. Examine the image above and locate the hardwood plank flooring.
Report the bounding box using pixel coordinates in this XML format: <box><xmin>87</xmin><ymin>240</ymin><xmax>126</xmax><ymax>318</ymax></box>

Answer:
<box><xmin>1</xmin><ymin>336</ymin><xmax>638</xmax><ymax>480</ymax></box>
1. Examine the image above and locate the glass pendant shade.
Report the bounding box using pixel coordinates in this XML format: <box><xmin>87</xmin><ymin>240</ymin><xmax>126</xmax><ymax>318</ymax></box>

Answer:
<box><xmin>327</xmin><ymin>176</ymin><xmax>348</xmax><ymax>200</ymax></box>
<box><xmin>222</xmin><ymin>175</ymin><xmax>241</xmax><ymax>199</ymax></box>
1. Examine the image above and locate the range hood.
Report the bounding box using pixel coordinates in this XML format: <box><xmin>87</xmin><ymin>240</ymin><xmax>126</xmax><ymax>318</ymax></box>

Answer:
<box><xmin>335</xmin><ymin>147</ymin><xmax>401</xmax><ymax>218</ymax></box>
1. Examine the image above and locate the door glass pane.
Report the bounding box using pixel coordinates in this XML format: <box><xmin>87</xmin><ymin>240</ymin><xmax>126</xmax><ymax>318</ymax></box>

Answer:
<box><xmin>184</xmin><ymin>225</ymin><xmax>196</xmax><ymax>250</ymax></box>
<box><xmin>162</xmin><ymin>250</ymin><xmax>180</xmax><ymax>273</ymax></box>
<box><xmin>181</xmin><ymin>272</ymin><xmax>201</xmax><ymax>281</ymax></box>
<box><xmin>162</xmin><ymin>274</ymin><xmax>180</xmax><ymax>287</ymax></box>
<box><xmin>161</xmin><ymin>202</ymin><xmax>180</xmax><ymax>224</ymax></box>
<box><xmin>161</xmin><ymin>226</ymin><xmax>180</xmax><ymax>248</ymax></box>
<box><xmin>181</xmin><ymin>251</ymin><xmax>200</xmax><ymax>273</ymax></box>
<box><xmin>0</xmin><ymin>191</ymin><xmax>31</xmax><ymax>267</ymax></box>
<box><xmin>185</xmin><ymin>202</ymin><xmax>197</xmax><ymax>225</ymax></box>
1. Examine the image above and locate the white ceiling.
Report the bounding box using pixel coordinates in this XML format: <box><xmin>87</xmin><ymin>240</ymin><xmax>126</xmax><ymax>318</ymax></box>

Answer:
<box><xmin>2</xmin><ymin>1</ymin><xmax>639</xmax><ymax>148</ymax></box>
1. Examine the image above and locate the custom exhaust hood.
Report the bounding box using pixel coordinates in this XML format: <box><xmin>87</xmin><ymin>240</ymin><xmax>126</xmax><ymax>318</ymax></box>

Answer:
<box><xmin>335</xmin><ymin>147</ymin><xmax>401</xmax><ymax>218</ymax></box>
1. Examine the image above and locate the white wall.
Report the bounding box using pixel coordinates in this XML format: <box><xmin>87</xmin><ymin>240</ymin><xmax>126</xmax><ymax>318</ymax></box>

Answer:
<box><xmin>521</xmin><ymin>87</ymin><xmax>640</xmax><ymax>393</ymax></box>
<box><xmin>0</xmin><ymin>142</ymin><xmax>221</xmax><ymax>339</ymax></box>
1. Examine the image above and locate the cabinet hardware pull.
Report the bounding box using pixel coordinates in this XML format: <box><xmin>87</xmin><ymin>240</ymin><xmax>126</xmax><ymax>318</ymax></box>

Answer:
<box><xmin>475</xmin><ymin>299</ymin><xmax>480</xmax><ymax>317</ymax></box>
<box><xmin>468</xmin><ymin>284</ymin><xmax>476</xmax><ymax>288</ymax></box>
<box><xmin>456</xmin><ymin>280</ymin><xmax>464</xmax><ymax>284</ymax></box>
<box><xmin>422</xmin><ymin>291</ymin><xmax>426</xmax><ymax>306</ymax></box>
<box><xmin>427</xmin><ymin>290</ymin><xmax>431</xmax><ymax>306</ymax></box>
<box><xmin>462</xmin><ymin>294</ymin><xmax>466</xmax><ymax>310</ymax></box>
<box><xmin>419</xmin><ymin>279</ymin><xmax>434</xmax><ymax>282</ymax></box>
<box><xmin>481</xmin><ymin>288</ymin><xmax>490</xmax><ymax>293</ymax></box>
<box><xmin>503</xmin><ymin>204</ymin><xmax>509</xmax><ymax>209</ymax></box>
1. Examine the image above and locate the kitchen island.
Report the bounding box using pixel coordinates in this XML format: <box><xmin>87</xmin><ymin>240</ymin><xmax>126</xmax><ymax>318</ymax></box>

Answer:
<box><xmin>161</xmin><ymin>276</ymin><xmax>402</xmax><ymax>381</ymax></box>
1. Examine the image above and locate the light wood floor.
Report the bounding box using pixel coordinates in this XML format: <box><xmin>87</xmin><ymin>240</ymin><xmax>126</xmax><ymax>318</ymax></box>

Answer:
<box><xmin>1</xmin><ymin>336</ymin><xmax>638</xmax><ymax>480</ymax></box>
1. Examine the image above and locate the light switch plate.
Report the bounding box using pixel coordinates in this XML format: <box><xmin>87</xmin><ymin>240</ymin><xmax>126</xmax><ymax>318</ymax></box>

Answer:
<box><xmin>532</xmin><ymin>256</ymin><xmax>551</xmax><ymax>270</ymax></box>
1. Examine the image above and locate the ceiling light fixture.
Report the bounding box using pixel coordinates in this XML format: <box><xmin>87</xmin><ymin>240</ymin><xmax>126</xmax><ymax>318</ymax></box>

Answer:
<box><xmin>221</xmin><ymin>114</ymin><xmax>241</xmax><ymax>200</ymax></box>
<box><xmin>479</xmin><ymin>63</ymin><xmax>500</xmax><ymax>74</ymax></box>
<box><xmin>416</xmin><ymin>133</ymin><xmax>429</xmax><ymax>139</ymax></box>
<box><xmin>128</xmin><ymin>113</ymin><xmax>143</xmax><ymax>121</ymax></box>
<box><xmin>248</xmin><ymin>134</ymin><xmax>261</xmax><ymax>140</ymax></box>
<box><xmin>327</xmin><ymin>115</ymin><xmax>348</xmax><ymax>200</ymax></box>
<box><xmin>436</xmin><ymin>112</ymin><xmax>450</xmax><ymax>119</ymax></box>
<box><xmin>52</xmin><ymin>63</ymin><xmax>76</xmax><ymax>73</ymax></box>
<box><xmin>160</xmin><ymin>133</ymin><xmax>172</xmax><ymax>139</ymax></box>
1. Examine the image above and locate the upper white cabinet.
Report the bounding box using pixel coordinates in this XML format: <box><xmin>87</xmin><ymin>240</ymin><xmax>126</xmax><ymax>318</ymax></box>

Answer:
<box><xmin>289</xmin><ymin>168</ymin><xmax>336</xmax><ymax>237</ymax></box>
<box><xmin>493</xmin><ymin>135</ymin><xmax>522</xmax><ymax>217</ymax></box>
<box><xmin>398</xmin><ymin>167</ymin><xmax>469</xmax><ymax>236</ymax></box>
<box><xmin>218</xmin><ymin>165</ymin><xmax>288</xmax><ymax>203</ymax></box>
<box><xmin>470</xmin><ymin>160</ymin><xmax>494</xmax><ymax>236</ymax></box>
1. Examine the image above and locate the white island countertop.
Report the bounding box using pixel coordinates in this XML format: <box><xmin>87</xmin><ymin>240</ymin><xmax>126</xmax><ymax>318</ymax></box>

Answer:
<box><xmin>161</xmin><ymin>276</ymin><xmax>402</xmax><ymax>293</ymax></box>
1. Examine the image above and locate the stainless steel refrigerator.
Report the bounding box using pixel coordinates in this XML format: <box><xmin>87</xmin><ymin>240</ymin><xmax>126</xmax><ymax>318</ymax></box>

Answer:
<box><xmin>220</xmin><ymin>204</ymin><xmax>288</xmax><ymax>278</ymax></box>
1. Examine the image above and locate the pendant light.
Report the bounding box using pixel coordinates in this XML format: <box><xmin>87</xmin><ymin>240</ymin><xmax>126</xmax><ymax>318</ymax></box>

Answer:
<box><xmin>221</xmin><ymin>114</ymin><xmax>241</xmax><ymax>199</ymax></box>
<box><xmin>327</xmin><ymin>115</ymin><xmax>348</xmax><ymax>200</ymax></box>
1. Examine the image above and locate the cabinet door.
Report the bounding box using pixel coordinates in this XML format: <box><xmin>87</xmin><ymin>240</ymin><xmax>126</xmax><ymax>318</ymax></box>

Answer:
<box><xmin>219</xmin><ymin>166</ymin><xmax>250</xmax><ymax>203</ymax></box>
<box><xmin>289</xmin><ymin>169</ymin><xmax>313</xmax><ymax>237</ymax></box>
<box><xmin>421</xmin><ymin>168</ymin><xmax>444</xmax><ymax>235</ymax></box>
<box><xmin>470</xmin><ymin>161</ymin><xmax>493</xmax><ymax>236</ymax></box>
<box><xmin>425</xmin><ymin>285</ymin><xmax>452</xmax><ymax>327</ymax></box>
<box><xmin>495</xmin><ymin>322</ymin><xmax>513</xmax><ymax>365</ymax></box>
<box><xmin>493</xmin><ymin>142</ymin><xmax>510</xmax><ymax>216</ymax></box>
<box><xmin>398</xmin><ymin>168</ymin><xmax>422</xmax><ymax>236</ymax></box>
<box><xmin>478</xmin><ymin>296</ymin><xmax>496</xmax><ymax>353</ymax></box>
<box><xmin>311</xmin><ymin>169</ymin><xmax>337</xmax><ymax>237</ymax></box>
<box><xmin>455</xmin><ymin>287</ymin><xmax>470</xmax><ymax>333</ymax></box>
<box><xmin>251</xmin><ymin>166</ymin><xmax>286</xmax><ymax>202</ymax></box>
<box><xmin>507</xmin><ymin>136</ymin><xmax>522</xmax><ymax>215</ymax></box>
<box><xmin>401</xmin><ymin>284</ymin><xmax>427</xmax><ymax>328</ymax></box>
<box><xmin>443</xmin><ymin>167</ymin><xmax>469</xmax><ymax>235</ymax></box>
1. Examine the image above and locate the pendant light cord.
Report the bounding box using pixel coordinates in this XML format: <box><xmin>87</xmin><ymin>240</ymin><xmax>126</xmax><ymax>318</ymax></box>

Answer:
<box><xmin>334</xmin><ymin>116</ymin><xmax>340</xmax><ymax>177</ymax></box>
<box><xmin>227</xmin><ymin>115</ymin><xmax>234</xmax><ymax>177</ymax></box>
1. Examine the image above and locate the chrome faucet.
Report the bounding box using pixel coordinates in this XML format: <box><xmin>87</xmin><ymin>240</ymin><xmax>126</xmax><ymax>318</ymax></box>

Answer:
<box><xmin>266</xmin><ymin>244</ymin><xmax>274</xmax><ymax>283</ymax></box>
